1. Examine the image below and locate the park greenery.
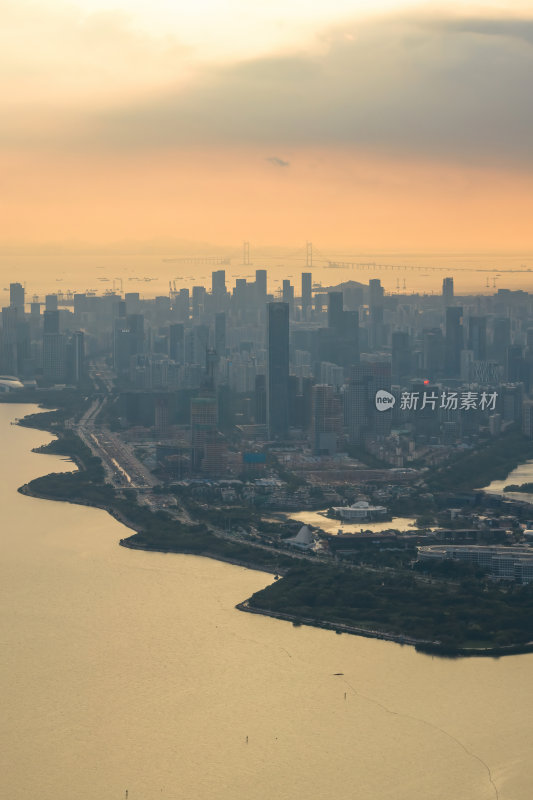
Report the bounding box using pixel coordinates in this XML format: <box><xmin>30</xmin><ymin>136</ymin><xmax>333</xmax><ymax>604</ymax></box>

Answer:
<box><xmin>424</xmin><ymin>428</ymin><xmax>533</xmax><ymax>492</ymax></box>
<box><xmin>248</xmin><ymin>562</ymin><xmax>533</xmax><ymax>654</ymax></box>
<box><xmin>504</xmin><ymin>482</ymin><xmax>533</xmax><ymax>493</ymax></box>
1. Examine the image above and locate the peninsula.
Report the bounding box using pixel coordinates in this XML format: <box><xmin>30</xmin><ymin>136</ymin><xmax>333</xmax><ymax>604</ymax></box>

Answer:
<box><xmin>8</xmin><ymin>392</ymin><xmax>533</xmax><ymax>659</ymax></box>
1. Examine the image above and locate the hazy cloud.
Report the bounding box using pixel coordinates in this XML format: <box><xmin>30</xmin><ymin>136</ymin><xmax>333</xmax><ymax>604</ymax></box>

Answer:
<box><xmin>430</xmin><ymin>16</ymin><xmax>533</xmax><ymax>44</ymax></box>
<box><xmin>266</xmin><ymin>157</ymin><xmax>290</xmax><ymax>167</ymax></box>
<box><xmin>78</xmin><ymin>12</ymin><xmax>533</xmax><ymax>169</ymax></box>
<box><xmin>3</xmin><ymin>10</ymin><xmax>533</xmax><ymax>170</ymax></box>
<box><xmin>0</xmin><ymin>1</ymin><xmax>190</xmax><ymax>104</ymax></box>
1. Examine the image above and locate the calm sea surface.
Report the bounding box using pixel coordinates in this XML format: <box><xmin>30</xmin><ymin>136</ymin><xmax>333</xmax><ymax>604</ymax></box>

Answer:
<box><xmin>1</xmin><ymin>403</ymin><xmax>532</xmax><ymax>800</ymax></box>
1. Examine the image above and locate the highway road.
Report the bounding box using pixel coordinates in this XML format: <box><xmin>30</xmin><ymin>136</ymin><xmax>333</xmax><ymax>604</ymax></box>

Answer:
<box><xmin>76</xmin><ymin>361</ymin><xmax>157</xmax><ymax>490</ymax></box>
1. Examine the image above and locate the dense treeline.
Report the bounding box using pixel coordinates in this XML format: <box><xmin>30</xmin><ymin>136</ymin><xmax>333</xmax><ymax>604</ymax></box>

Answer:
<box><xmin>4</xmin><ymin>389</ymin><xmax>89</xmax><ymax>427</ymax></box>
<box><xmin>248</xmin><ymin>563</ymin><xmax>533</xmax><ymax>650</ymax></box>
<box><xmin>424</xmin><ymin>429</ymin><xmax>533</xmax><ymax>491</ymax></box>
<box><xmin>125</xmin><ymin>511</ymin><xmax>296</xmax><ymax>572</ymax></box>
<box><xmin>504</xmin><ymin>483</ymin><xmax>533</xmax><ymax>493</ymax></box>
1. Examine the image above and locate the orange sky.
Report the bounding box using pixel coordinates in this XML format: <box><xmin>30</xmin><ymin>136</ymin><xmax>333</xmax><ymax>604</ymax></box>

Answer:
<box><xmin>2</xmin><ymin>146</ymin><xmax>533</xmax><ymax>251</ymax></box>
<box><xmin>2</xmin><ymin>2</ymin><xmax>533</xmax><ymax>253</ymax></box>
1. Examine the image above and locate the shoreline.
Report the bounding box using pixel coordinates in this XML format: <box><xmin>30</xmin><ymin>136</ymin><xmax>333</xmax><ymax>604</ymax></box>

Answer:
<box><xmin>18</xmin><ymin>482</ymin><xmax>279</xmax><ymax>575</ymax></box>
<box><xmin>12</xmin><ymin>404</ymin><xmax>533</xmax><ymax>660</ymax></box>
<box><xmin>119</xmin><ymin>536</ymin><xmax>280</xmax><ymax>574</ymax></box>
<box><xmin>237</xmin><ymin>601</ymin><xmax>533</xmax><ymax>658</ymax></box>
<box><xmin>235</xmin><ymin>600</ymin><xmax>434</xmax><ymax>647</ymax></box>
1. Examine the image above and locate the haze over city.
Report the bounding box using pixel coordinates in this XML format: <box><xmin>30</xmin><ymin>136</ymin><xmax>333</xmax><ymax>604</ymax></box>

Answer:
<box><xmin>2</xmin><ymin>3</ymin><xmax>533</xmax><ymax>800</ymax></box>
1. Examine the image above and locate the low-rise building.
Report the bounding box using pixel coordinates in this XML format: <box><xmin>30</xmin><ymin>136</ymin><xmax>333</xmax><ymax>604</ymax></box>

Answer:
<box><xmin>332</xmin><ymin>500</ymin><xmax>388</xmax><ymax>522</ymax></box>
<box><xmin>417</xmin><ymin>544</ymin><xmax>533</xmax><ymax>583</ymax></box>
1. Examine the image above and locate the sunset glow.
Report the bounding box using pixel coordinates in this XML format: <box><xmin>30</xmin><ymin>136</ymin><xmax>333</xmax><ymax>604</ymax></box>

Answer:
<box><xmin>2</xmin><ymin>0</ymin><xmax>533</xmax><ymax>252</ymax></box>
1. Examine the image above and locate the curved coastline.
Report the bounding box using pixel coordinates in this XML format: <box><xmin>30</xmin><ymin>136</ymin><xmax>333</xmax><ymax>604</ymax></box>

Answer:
<box><xmin>12</xmin><ymin>402</ymin><xmax>533</xmax><ymax>660</ymax></box>
<box><xmin>236</xmin><ymin>600</ymin><xmax>533</xmax><ymax>658</ymax></box>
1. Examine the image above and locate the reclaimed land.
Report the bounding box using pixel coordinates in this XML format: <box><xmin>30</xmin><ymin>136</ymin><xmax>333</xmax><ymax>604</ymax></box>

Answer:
<box><xmin>11</xmin><ymin>400</ymin><xmax>533</xmax><ymax>658</ymax></box>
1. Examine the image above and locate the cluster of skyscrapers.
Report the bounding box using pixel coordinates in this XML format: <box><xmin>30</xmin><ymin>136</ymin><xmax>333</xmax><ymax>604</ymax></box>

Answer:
<box><xmin>1</xmin><ymin>283</ymin><xmax>85</xmax><ymax>385</ymax></box>
<box><xmin>3</xmin><ymin>269</ymin><xmax>533</xmax><ymax>475</ymax></box>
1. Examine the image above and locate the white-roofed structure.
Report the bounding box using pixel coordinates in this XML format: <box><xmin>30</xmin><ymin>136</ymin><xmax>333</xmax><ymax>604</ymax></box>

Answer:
<box><xmin>287</xmin><ymin>525</ymin><xmax>315</xmax><ymax>550</ymax></box>
<box><xmin>0</xmin><ymin>376</ymin><xmax>24</xmax><ymax>392</ymax></box>
<box><xmin>332</xmin><ymin>500</ymin><xmax>388</xmax><ymax>522</ymax></box>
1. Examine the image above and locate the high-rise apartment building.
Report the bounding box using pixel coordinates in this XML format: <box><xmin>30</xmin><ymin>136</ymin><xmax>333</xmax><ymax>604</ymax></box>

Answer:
<box><xmin>345</xmin><ymin>362</ymin><xmax>392</xmax><ymax>444</ymax></box>
<box><xmin>191</xmin><ymin>396</ymin><xmax>217</xmax><ymax>470</ymax></box>
<box><xmin>43</xmin><ymin>333</ymin><xmax>67</xmax><ymax>382</ymax></box>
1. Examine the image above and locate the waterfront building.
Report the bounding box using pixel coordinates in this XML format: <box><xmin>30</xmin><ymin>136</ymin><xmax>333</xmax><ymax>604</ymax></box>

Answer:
<box><xmin>67</xmin><ymin>331</ymin><xmax>85</xmax><ymax>384</ymax></box>
<box><xmin>522</xmin><ymin>401</ymin><xmax>533</xmax><ymax>438</ymax></box>
<box><xmin>43</xmin><ymin>332</ymin><xmax>67</xmax><ymax>382</ymax></box>
<box><xmin>287</xmin><ymin>525</ymin><xmax>315</xmax><ymax>550</ymax></box>
<box><xmin>1</xmin><ymin>306</ymin><xmax>18</xmax><ymax>375</ymax></box>
<box><xmin>332</xmin><ymin>501</ymin><xmax>388</xmax><ymax>522</ymax></box>
<box><xmin>417</xmin><ymin>545</ymin><xmax>533</xmax><ymax>583</ymax></box>
<box><xmin>0</xmin><ymin>376</ymin><xmax>24</xmax><ymax>392</ymax></box>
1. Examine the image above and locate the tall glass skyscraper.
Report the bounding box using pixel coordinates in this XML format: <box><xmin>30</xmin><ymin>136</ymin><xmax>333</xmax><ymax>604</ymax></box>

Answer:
<box><xmin>267</xmin><ymin>302</ymin><xmax>289</xmax><ymax>438</ymax></box>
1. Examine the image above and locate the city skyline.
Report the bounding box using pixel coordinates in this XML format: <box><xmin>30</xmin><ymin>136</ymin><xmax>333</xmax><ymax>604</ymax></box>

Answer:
<box><xmin>4</xmin><ymin>4</ymin><xmax>533</xmax><ymax>800</ymax></box>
